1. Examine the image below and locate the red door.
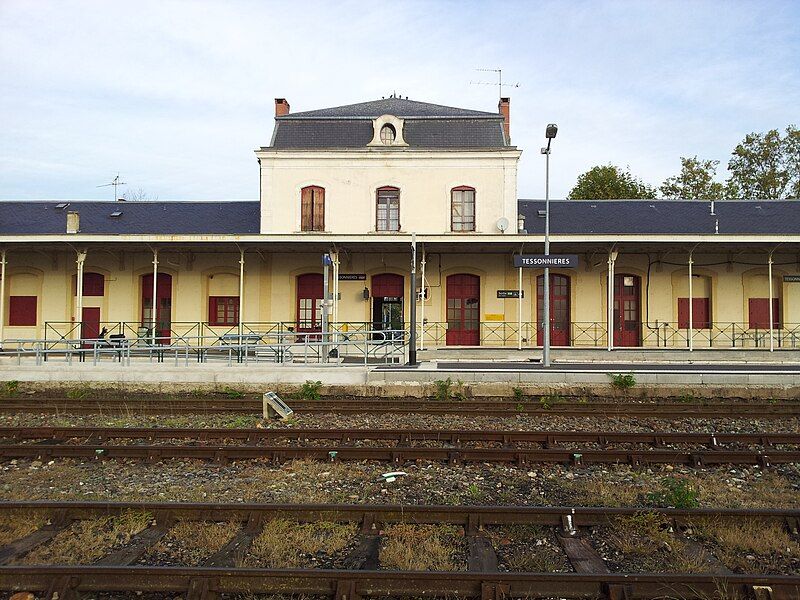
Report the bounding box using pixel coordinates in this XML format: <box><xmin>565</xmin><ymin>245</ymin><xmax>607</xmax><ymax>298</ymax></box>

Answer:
<box><xmin>296</xmin><ymin>273</ymin><xmax>324</xmax><ymax>332</ymax></box>
<box><xmin>142</xmin><ymin>273</ymin><xmax>172</xmax><ymax>344</ymax></box>
<box><xmin>537</xmin><ymin>274</ymin><xmax>571</xmax><ymax>346</ymax></box>
<box><xmin>678</xmin><ymin>298</ymin><xmax>711</xmax><ymax>329</ymax></box>
<box><xmin>80</xmin><ymin>307</ymin><xmax>101</xmax><ymax>347</ymax></box>
<box><xmin>748</xmin><ymin>298</ymin><xmax>780</xmax><ymax>329</ymax></box>
<box><xmin>613</xmin><ymin>274</ymin><xmax>641</xmax><ymax>347</ymax></box>
<box><xmin>446</xmin><ymin>274</ymin><xmax>480</xmax><ymax>346</ymax></box>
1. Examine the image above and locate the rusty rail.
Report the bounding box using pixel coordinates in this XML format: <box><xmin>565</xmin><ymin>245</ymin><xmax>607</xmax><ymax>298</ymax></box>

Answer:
<box><xmin>1</xmin><ymin>397</ymin><xmax>799</xmax><ymax>417</ymax></box>
<box><xmin>0</xmin><ymin>501</ymin><xmax>798</xmax><ymax>599</ymax></box>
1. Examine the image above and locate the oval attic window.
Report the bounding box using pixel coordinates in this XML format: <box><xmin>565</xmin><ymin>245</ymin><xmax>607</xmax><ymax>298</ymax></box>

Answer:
<box><xmin>380</xmin><ymin>123</ymin><xmax>396</xmax><ymax>145</ymax></box>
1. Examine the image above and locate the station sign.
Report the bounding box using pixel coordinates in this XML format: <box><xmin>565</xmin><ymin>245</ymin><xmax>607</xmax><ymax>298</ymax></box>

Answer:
<box><xmin>497</xmin><ymin>290</ymin><xmax>523</xmax><ymax>298</ymax></box>
<box><xmin>784</xmin><ymin>275</ymin><xmax>800</xmax><ymax>283</ymax></box>
<box><xmin>514</xmin><ymin>254</ymin><xmax>579</xmax><ymax>268</ymax></box>
<box><xmin>338</xmin><ymin>273</ymin><xmax>366</xmax><ymax>281</ymax></box>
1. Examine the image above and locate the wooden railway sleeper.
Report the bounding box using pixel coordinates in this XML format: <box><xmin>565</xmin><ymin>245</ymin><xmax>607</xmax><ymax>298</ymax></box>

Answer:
<box><xmin>466</xmin><ymin>513</ymin><xmax>484</xmax><ymax>536</ymax></box>
<box><xmin>605</xmin><ymin>583</ymin><xmax>633</xmax><ymax>600</ymax></box>
<box><xmin>691</xmin><ymin>453</ymin><xmax>704</xmax><ymax>467</ymax></box>
<box><xmin>392</xmin><ymin>451</ymin><xmax>403</xmax><ymax>465</ymax></box>
<box><xmin>186</xmin><ymin>576</ymin><xmax>219</xmax><ymax>600</ymax></box>
<box><xmin>784</xmin><ymin>516</ymin><xmax>799</xmax><ymax>535</ymax></box>
<box><xmin>45</xmin><ymin>575</ymin><xmax>80</xmax><ymax>600</ymax></box>
<box><xmin>361</xmin><ymin>512</ymin><xmax>380</xmax><ymax>534</ymax></box>
<box><xmin>480</xmin><ymin>582</ymin><xmax>509</xmax><ymax>600</ymax></box>
<box><xmin>335</xmin><ymin>579</ymin><xmax>360</xmax><ymax>600</ymax></box>
<box><xmin>759</xmin><ymin>454</ymin><xmax>771</xmax><ymax>468</ymax></box>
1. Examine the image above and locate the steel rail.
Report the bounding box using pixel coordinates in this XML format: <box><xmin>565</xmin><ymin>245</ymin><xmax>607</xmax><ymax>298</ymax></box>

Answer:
<box><xmin>2</xmin><ymin>426</ymin><xmax>799</xmax><ymax>447</ymax></box>
<box><xmin>0</xmin><ymin>500</ymin><xmax>797</xmax><ymax>528</ymax></box>
<box><xmin>1</xmin><ymin>442</ymin><xmax>796</xmax><ymax>466</ymax></box>
<box><xmin>1</xmin><ymin>397</ymin><xmax>800</xmax><ymax>417</ymax></box>
<box><xmin>3</xmin><ymin>566</ymin><xmax>799</xmax><ymax>599</ymax></box>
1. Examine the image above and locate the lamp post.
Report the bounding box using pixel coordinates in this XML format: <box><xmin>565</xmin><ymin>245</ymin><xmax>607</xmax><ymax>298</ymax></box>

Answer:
<box><xmin>541</xmin><ymin>124</ymin><xmax>558</xmax><ymax>367</ymax></box>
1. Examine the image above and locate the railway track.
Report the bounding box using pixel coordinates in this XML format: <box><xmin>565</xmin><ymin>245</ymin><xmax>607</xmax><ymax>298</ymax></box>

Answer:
<box><xmin>0</xmin><ymin>501</ymin><xmax>798</xmax><ymax>599</ymax></box>
<box><xmin>0</xmin><ymin>426</ymin><xmax>799</xmax><ymax>466</ymax></box>
<box><xmin>2</xmin><ymin>396</ymin><xmax>800</xmax><ymax>417</ymax></box>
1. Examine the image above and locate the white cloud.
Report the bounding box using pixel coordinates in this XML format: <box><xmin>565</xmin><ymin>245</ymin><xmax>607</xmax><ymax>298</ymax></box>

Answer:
<box><xmin>0</xmin><ymin>0</ymin><xmax>798</xmax><ymax>199</ymax></box>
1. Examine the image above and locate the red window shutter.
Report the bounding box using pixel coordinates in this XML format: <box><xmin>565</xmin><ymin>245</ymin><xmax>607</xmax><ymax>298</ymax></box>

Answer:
<box><xmin>83</xmin><ymin>273</ymin><xmax>104</xmax><ymax>296</ymax></box>
<box><xmin>301</xmin><ymin>187</ymin><xmax>313</xmax><ymax>231</ymax></box>
<box><xmin>312</xmin><ymin>188</ymin><xmax>325</xmax><ymax>231</ymax></box>
<box><xmin>748</xmin><ymin>298</ymin><xmax>779</xmax><ymax>329</ymax></box>
<box><xmin>678</xmin><ymin>297</ymin><xmax>710</xmax><ymax>329</ymax></box>
<box><xmin>9</xmin><ymin>296</ymin><xmax>37</xmax><ymax>326</ymax></box>
<box><xmin>208</xmin><ymin>297</ymin><xmax>219</xmax><ymax>324</ymax></box>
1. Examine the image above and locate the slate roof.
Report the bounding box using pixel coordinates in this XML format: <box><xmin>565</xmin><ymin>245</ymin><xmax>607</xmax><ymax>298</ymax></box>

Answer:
<box><xmin>517</xmin><ymin>199</ymin><xmax>800</xmax><ymax>235</ymax></box>
<box><xmin>269</xmin><ymin>97</ymin><xmax>508</xmax><ymax>150</ymax></box>
<box><xmin>1</xmin><ymin>199</ymin><xmax>798</xmax><ymax>237</ymax></box>
<box><xmin>0</xmin><ymin>201</ymin><xmax>261</xmax><ymax>235</ymax></box>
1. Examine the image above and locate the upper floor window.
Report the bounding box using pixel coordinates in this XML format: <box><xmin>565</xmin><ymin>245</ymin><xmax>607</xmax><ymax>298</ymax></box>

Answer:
<box><xmin>451</xmin><ymin>186</ymin><xmax>476</xmax><ymax>232</ymax></box>
<box><xmin>301</xmin><ymin>186</ymin><xmax>325</xmax><ymax>232</ymax></box>
<box><xmin>376</xmin><ymin>187</ymin><xmax>400</xmax><ymax>232</ymax></box>
<box><xmin>380</xmin><ymin>124</ymin><xmax>396</xmax><ymax>145</ymax></box>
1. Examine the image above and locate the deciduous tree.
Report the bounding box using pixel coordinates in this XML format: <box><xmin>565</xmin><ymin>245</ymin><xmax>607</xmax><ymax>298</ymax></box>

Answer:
<box><xmin>660</xmin><ymin>156</ymin><xmax>724</xmax><ymax>199</ymax></box>
<box><xmin>725</xmin><ymin>126</ymin><xmax>799</xmax><ymax>199</ymax></box>
<box><xmin>567</xmin><ymin>164</ymin><xmax>656</xmax><ymax>200</ymax></box>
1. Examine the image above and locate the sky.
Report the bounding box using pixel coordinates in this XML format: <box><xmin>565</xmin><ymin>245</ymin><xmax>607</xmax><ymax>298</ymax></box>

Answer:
<box><xmin>1</xmin><ymin>0</ymin><xmax>798</xmax><ymax>201</ymax></box>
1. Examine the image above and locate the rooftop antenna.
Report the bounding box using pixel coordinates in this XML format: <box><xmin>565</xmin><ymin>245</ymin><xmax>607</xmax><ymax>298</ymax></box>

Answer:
<box><xmin>470</xmin><ymin>68</ymin><xmax>520</xmax><ymax>100</ymax></box>
<box><xmin>97</xmin><ymin>174</ymin><xmax>127</xmax><ymax>200</ymax></box>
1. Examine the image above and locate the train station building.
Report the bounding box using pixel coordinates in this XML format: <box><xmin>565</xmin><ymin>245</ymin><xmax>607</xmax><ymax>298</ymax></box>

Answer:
<box><xmin>1</xmin><ymin>96</ymin><xmax>799</xmax><ymax>353</ymax></box>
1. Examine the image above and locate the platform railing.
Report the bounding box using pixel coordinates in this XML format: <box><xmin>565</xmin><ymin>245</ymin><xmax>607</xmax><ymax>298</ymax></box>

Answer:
<box><xmin>8</xmin><ymin>328</ymin><xmax>407</xmax><ymax>367</ymax></box>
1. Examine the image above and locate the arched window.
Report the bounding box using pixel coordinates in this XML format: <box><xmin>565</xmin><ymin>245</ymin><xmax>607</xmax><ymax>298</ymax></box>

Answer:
<box><xmin>301</xmin><ymin>186</ymin><xmax>325</xmax><ymax>232</ymax></box>
<box><xmin>376</xmin><ymin>186</ymin><xmax>400</xmax><ymax>232</ymax></box>
<box><xmin>451</xmin><ymin>186</ymin><xmax>475</xmax><ymax>232</ymax></box>
<box><xmin>380</xmin><ymin>124</ymin><xmax>396</xmax><ymax>145</ymax></box>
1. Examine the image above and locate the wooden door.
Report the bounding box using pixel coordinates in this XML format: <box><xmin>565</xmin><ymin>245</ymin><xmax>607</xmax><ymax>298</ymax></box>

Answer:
<box><xmin>446</xmin><ymin>274</ymin><xmax>480</xmax><ymax>346</ymax></box>
<box><xmin>537</xmin><ymin>274</ymin><xmax>571</xmax><ymax>346</ymax></box>
<box><xmin>296</xmin><ymin>273</ymin><xmax>324</xmax><ymax>332</ymax></box>
<box><xmin>80</xmin><ymin>307</ymin><xmax>101</xmax><ymax>347</ymax></box>
<box><xmin>613</xmin><ymin>274</ymin><xmax>641</xmax><ymax>347</ymax></box>
<box><xmin>678</xmin><ymin>298</ymin><xmax>711</xmax><ymax>329</ymax></box>
<box><xmin>142</xmin><ymin>273</ymin><xmax>172</xmax><ymax>344</ymax></box>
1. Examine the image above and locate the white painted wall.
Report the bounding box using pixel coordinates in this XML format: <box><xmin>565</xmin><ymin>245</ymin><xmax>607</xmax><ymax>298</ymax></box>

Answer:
<box><xmin>256</xmin><ymin>149</ymin><xmax>521</xmax><ymax>235</ymax></box>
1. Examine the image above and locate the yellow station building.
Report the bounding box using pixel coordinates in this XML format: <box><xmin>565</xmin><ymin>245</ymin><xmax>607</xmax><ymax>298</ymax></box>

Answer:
<box><xmin>1</xmin><ymin>96</ymin><xmax>799</xmax><ymax>352</ymax></box>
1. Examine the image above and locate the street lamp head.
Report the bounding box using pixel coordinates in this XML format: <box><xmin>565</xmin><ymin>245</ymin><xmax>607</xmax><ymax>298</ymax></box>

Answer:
<box><xmin>545</xmin><ymin>123</ymin><xmax>558</xmax><ymax>139</ymax></box>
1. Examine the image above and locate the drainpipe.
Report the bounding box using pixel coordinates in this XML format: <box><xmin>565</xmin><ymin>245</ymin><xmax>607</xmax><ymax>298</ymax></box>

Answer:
<box><xmin>151</xmin><ymin>248</ymin><xmax>159</xmax><ymax>345</ymax></box>
<box><xmin>75</xmin><ymin>250</ymin><xmax>87</xmax><ymax>338</ymax></box>
<box><xmin>420</xmin><ymin>247</ymin><xmax>426</xmax><ymax>351</ymax></box>
<box><xmin>607</xmin><ymin>249</ymin><xmax>617</xmax><ymax>351</ymax></box>
<box><xmin>768</xmin><ymin>249</ymin><xmax>774</xmax><ymax>352</ymax></box>
<box><xmin>0</xmin><ymin>250</ymin><xmax>6</xmax><ymax>348</ymax></box>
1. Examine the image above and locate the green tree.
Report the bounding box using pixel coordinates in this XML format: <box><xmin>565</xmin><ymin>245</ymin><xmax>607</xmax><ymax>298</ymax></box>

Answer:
<box><xmin>567</xmin><ymin>164</ymin><xmax>656</xmax><ymax>200</ymax></box>
<box><xmin>725</xmin><ymin>125</ymin><xmax>799</xmax><ymax>199</ymax></box>
<box><xmin>660</xmin><ymin>156</ymin><xmax>724</xmax><ymax>199</ymax></box>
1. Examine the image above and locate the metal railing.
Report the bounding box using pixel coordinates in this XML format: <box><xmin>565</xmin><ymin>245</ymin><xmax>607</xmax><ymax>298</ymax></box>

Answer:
<box><xmin>8</xmin><ymin>328</ymin><xmax>406</xmax><ymax>367</ymax></box>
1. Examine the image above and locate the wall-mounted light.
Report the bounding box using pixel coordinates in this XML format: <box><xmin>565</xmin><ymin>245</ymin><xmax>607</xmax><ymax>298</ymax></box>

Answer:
<box><xmin>363</xmin><ymin>287</ymin><xmax>370</xmax><ymax>300</ymax></box>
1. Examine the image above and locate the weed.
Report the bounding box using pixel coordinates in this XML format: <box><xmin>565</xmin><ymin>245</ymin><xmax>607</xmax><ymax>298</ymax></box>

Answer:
<box><xmin>66</xmin><ymin>386</ymin><xmax>91</xmax><ymax>400</ymax></box>
<box><xmin>609</xmin><ymin>373</ymin><xmax>636</xmax><ymax>390</ymax></box>
<box><xmin>0</xmin><ymin>381</ymin><xmax>19</xmax><ymax>398</ymax></box>
<box><xmin>381</xmin><ymin>524</ymin><xmax>464</xmax><ymax>571</ymax></box>
<box><xmin>466</xmin><ymin>483</ymin><xmax>484</xmax><ymax>501</ymax></box>
<box><xmin>243</xmin><ymin>519</ymin><xmax>355</xmax><ymax>568</ymax></box>
<box><xmin>647</xmin><ymin>477</ymin><xmax>700</xmax><ymax>509</ymax></box>
<box><xmin>512</xmin><ymin>387</ymin><xmax>524</xmax><ymax>402</ymax></box>
<box><xmin>515</xmin><ymin>403</ymin><xmax>524</xmax><ymax>412</ymax></box>
<box><xmin>433</xmin><ymin>378</ymin><xmax>452</xmax><ymax>401</ymax></box>
<box><xmin>222</xmin><ymin>387</ymin><xmax>244</xmax><ymax>399</ymax></box>
<box><xmin>539</xmin><ymin>394</ymin><xmax>562</xmax><ymax>410</ymax></box>
<box><xmin>299</xmin><ymin>380</ymin><xmax>322</xmax><ymax>401</ymax></box>
<box><xmin>677</xmin><ymin>393</ymin><xmax>697</xmax><ymax>403</ymax></box>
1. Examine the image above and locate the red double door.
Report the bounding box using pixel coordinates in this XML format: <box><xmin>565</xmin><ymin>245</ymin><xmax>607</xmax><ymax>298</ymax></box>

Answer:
<box><xmin>142</xmin><ymin>273</ymin><xmax>173</xmax><ymax>343</ymax></box>
<box><xmin>446</xmin><ymin>274</ymin><xmax>480</xmax><ymax>346</ymax></box>
<box><xmin>613</xmin><ymin>274</ymin><xmax>641</xmax><ymax>347</ymax></box>
<box><xmin>296</xmin><ymin>273</ymin><xmax>323</xmax><ymax>333</ymax></box>
<box><xmin>536</xmin><ymin>274</ymin><xmax>571</xmax><ymax>346</ymax></box>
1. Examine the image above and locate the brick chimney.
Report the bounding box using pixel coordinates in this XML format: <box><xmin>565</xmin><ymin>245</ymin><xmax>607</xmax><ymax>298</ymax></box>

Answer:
<box><xmin>498</xmin><ymin>97</ymin><xmax>510</xmax><ymax>143</ymax></box>
<box><xmin>275</xmin><ymin>98</ymin><xmax>290</xmax><ymax>117</ymax></box>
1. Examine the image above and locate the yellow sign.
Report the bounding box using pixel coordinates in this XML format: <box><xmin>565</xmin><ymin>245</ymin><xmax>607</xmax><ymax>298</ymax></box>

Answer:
<box><xmin>484</xmin><ymin>313</ymin><xmax>504</xmax><ymax>321</ymax></box>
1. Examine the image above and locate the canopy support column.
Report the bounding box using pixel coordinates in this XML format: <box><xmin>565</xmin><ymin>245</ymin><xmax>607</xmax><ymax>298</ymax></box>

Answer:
<box><xmin>607</xmin><ymin>249</ymin><xmax>617</xmax><ymax>351</ymax></box>
<box><xmin>75</xmin><ymin>250</ymin><xmax>87</xmax><ymax>339</ymax></box>
<box><xmin>151</xmin><ymin>248</ymin><xmax>159</xmax><ymax>345</ymax></box>
<box><xmin>0</xmin><ymin>250</ymin><xmax>6</xmax><ymax>348</ymax></box>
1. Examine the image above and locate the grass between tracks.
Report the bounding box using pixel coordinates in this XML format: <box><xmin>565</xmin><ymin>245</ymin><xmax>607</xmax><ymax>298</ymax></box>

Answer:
<box><xmin>0</xmin><ymin>510</ymin><xmax>46</xmax><ymax>546</ymax></box>
<box><xmin>242</xmin><ymin>519</ymin><xmax>356</xmax><ymax>568</ymax></box>
<box><xmin>380</xmin><ymin>524</ymin><xmax>466</xmax><ymax>571</ymax></box>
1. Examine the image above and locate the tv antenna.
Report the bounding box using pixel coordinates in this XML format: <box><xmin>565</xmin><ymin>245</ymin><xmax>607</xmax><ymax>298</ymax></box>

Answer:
<box><xmin>97</xmin><ymin>174</ymin><xmax>126</xmax><ymax>200</ymax></box>
<box><xmin>470</xmin><ymin>68</ymin><xmax>520</xmax><ymax>99</ymax></box>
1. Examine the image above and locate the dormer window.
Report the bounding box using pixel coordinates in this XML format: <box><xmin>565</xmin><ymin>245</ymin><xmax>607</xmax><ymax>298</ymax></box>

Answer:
<box><xmin>369</xmin><ymin>115</ymin><xmax>408</xmax><ymax>147</ymax></box>
<box><xmin>380</xmin><ymin>124</ymin><xmax>396</xmax><ymax>145</ymax></box>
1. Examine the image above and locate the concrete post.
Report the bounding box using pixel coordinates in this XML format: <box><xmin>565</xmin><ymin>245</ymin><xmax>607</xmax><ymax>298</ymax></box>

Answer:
<box><xmin>769</xmin><ymin>251</ymin><xmax>774</xmax><ymax>352</ymax></box>
<box><xmin>151</xmin><ymin>249</ymin><xmax>159</xmax><ymax>345</ymax></box>
<box><xmin>75</xmin><ymin>250</ymin><xmax>87</xmax><ymax>339</ymax></box>
<box><xmin>688</xmin><ymin>252</ymin><xmax>694</xmax><ymax>351</ymax></box>
<box><xmin>0</xmin><ymin>250</ymin><xmax>6</xmax><ymax>348</ymax></box>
